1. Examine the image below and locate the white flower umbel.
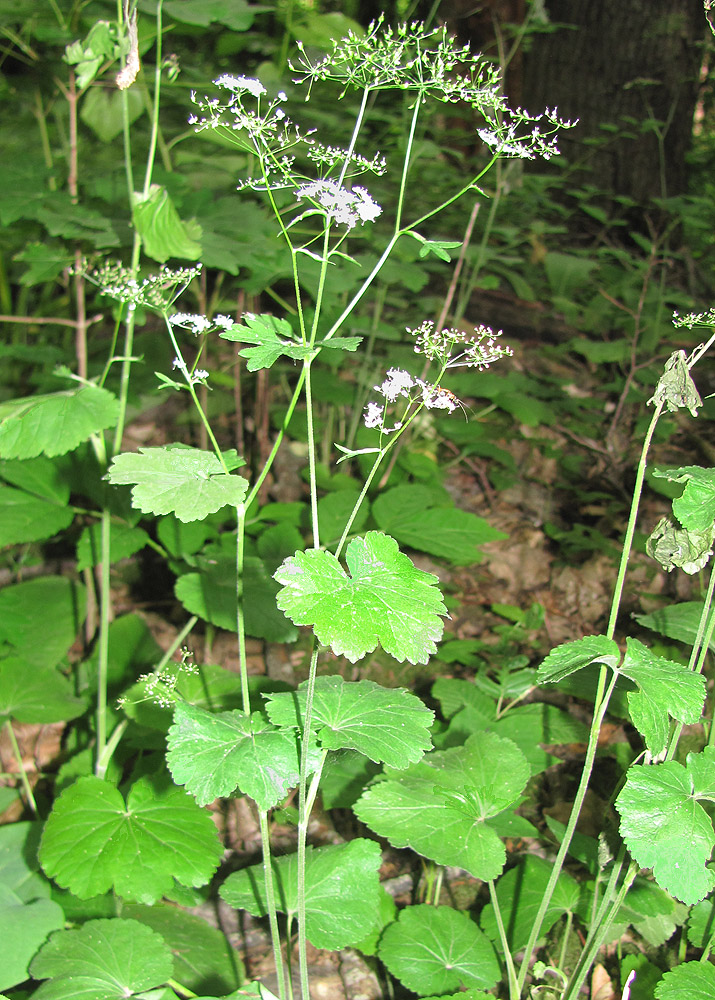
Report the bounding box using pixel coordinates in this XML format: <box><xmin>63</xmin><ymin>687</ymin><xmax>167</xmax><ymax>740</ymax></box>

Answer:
<box><xmin>295</xmin><ymin>179</ymin><xmax>382</xmax><ymax>230</ymax></box>
<box><xmin>408</xmin><ymin>320</ymin><xmax>512</xmax><ymax>370</ymax></box>
<box><xmin>83</xmin><ymin>262</ymin><xmax>202</xmax><ymax>313</ymax></box>
<box><xmin>214</xmin><ymin>74</ymin><xmax>266</xmax><ymax>98</ymax></box>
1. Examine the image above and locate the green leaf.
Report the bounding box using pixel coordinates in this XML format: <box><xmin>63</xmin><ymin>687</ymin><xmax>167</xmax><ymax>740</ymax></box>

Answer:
<box><xmin>0</xmin><ymin>386</ymin><xmax>119</xmax><ymax>459</ymax></box>
<box><xmin>0</xmin><ymin>455</ymin><xmax>70</xmax><ymax>503</ymax></box>
<box><xmin>480</xmin><ymin>855</ymin><xmax>580</xmax><ymax>951</ymax></box>
<box><xmin>619</xmin><ymin>637</ymin><xmax>705</xmax><ymax>755</ymax></box>
<box><xmin>490</xmin><ymin>702</ymin><xmax>589</xmax><ymax>775</ymax></box>
<box><xmin>654</xmin><ymin>961</ymin><xmax>715</xmax><ymax>999</ymax></box>
<box><xmin>80</xmin><ymin>86</ymin><xmax>143</xmax><ymax>143</ymax></box>
<box><xmin>635</xmin><ymin>601</ymin><xmax>715</xmax><ymax>652</ymax></box>
<box><xmin>274</xmin><ymin>531</ymin><xmax>447</xmax><ymax>664</ymax></box>
<box><xmin>316</xmin><ymin>490</ymin><xmax>368</xmax><ymax>547</ymax></box>
<box><xmin>616</xmin><ymin>747</ymin><xmax>715</xmax><ymax>904</ymax></box>
<box><xmin>0</xmin><ymin>485</ymin><xmax>73</xmax><ymax>545</ymax></box>
<box><xmin>219</xmin><ymin>313</ymin><xmax>307</xmax><ymax>371</ymax></box>
<box><xmin>36</xmin><ymin>197</ymin><xmax>119</xmax><ymax>249</ymax></box>
<box><xmin>40</xmin><ymin>775</ymin><xmax>223</xmax><ymax>903</ymax></box>
<box><xmin>105</xmin><ymin>446</ymin><xmax>248</xmax><ymax>522</ymax></box>
<box><xmin>688</xmin><ymin>896</ymin><xmax>715</xmax><ymax>947</ymax></box>
<box><xmin>646</xmin><ymin>516</ymin><xmax>714</xmax><ymax>574</ymax></box>
<box><xmin>166</xmin><ymin>700</ymin><xmax>302</xmax><ymax>809</ymax></box>
<box><xmin>121</xmin><ymin>903</ymin><xmax>243</xmax><ymax>994</ymax></box>
<box><xmin>372</xmin><ymin>485</ymin><xmax>506</xmax><ymax>565</ymax></box>
<box><xmin>133</xmin><ymin>186</ymin><xmax>202</xmax><ymax>263</ymax></box>
<box><xmin>354</xmin><ymin>731</ymin><xmax>529</xmax><ymax>880</ymax></box>
<box><xmin>265</xmin><ymin>676</ymin><xmax>434</xmax><ymax>768</ymax></box>
<box><xmin>0</xmin><ymin>658</ymin><xmax>86</xmax><ymax>725</ymax></box>
<box><xmin>652</xmin><ymin>466</ymin><xmax>715</xmax><ymax>532</ymax></box>
<box><xmin>165</xmin><ymin>0</ymin><xmax>259</xmax><ymax>29</ymax></box>
<box><xmin>175</xmin><ymin>554</ymin><xmax>297</xmax><ymax>642</ymax></box>
<box><xmin>537</xmin><ymin>634</ymin><xmax>621</xmax><ymax>683</ymax></box>
<box><xmin>221</xmin><ymin>839</ymin><xmax>381</xmax><ymax>950</ymax></box>
<box><xmin>648</xmin><ymin>350</ymin><xmax>702</xmax><ymax>418</ymax></box>
<box><xmin>30</xmin><ymin>918</ymin><xmax>173</xmax><ymax>1000</ymax></box>
<box><xmin>320</xmin><ymin>750</ymin><xmax>381</xmax><ymax>809</ymax></box>
<box><xmin>378</xmin><ymin>905</ymin><xmax>499</xmax><ymax>995</ymax></box>
<box><xmin>76</xmin><ymin>521</ymin><xmax>150</xmax><ymax>571</ymax></box>
<box><xmin>0</xmin><ymin>576</ymin><xmax>86</xmax><ymax>668</ymax></box>
<box><xmin>0</xmin><ymin>898</ymin><xmax>65</xmax><ymax>991</ymax></box>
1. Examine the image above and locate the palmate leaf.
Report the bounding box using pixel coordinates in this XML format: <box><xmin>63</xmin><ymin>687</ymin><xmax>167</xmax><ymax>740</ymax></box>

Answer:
<box><xmin>220</xmin><ymin>313</ymin><xmax>308</xmax><ymax>371</ymax></box>
<box><xmin>537</xmin><ymin>634</ymin><xmax>621</xmax><ymax>683</ymax></box>
<box><xmin>0</xmin><ymin>385</ymin><xmax>119</xmax><ymax>460</ymax></box>
<box><xmin>616</xmin><ymin>747</ymin><xmax>715</xmax><ymax>904</ymax></box>
<box><xmin>372</xmin><ymin>484</ymin><xmax>506</xmax><ymax>565</ymax></box>
<box><xmin>274</xmin><ymin>531</ymin><xmax>448</xmax><ymax>664</ymax></box>
<box><xmin>29</xmin><ymin>918</ymin><xmax>173</xmax><ymax>1000</ymax></box>
<box><xmin>619</xmin><ymin>637</ymin><xmax>705</xmax><ymax>755</ymax></box>
<box><xmin>121</xmin><ymin>903</ymin><xmax>243</xmax><ymax>994</ymax></box>
<box><xmin>265</xmin><ymin>675</ymin><xmax>434</xmax><ymax>768</ymax></box>
<box><xmin>0</xmin><ymin>658</ymin><xmax>86</xmax><ymax>725</ymax></box>
<box><xmin>0</xmin><ymin>898</ymin><xmax>65</xmax><ymax>992</ymax></box>
<box><xmin>655</xmin><ymin>961</ymin><xmax>715</xmax><ymax>999</ymax></box>
<box><xmin>166</xmin><ymin>701</ymin><xmax>304</xmax><ymax>809</ymax></box>
<box><xmin>353</xmin><ymin>731</ymin><xmax>529</xmax><ymax>880</ymax></box>
<box><xmin>378</xmin><ymin>905</ymin><xmax>499</xmax><ymax>995</ymax></box>
<box><xmin>220</xmin><ymin>839</ymin><xmax>381</xmax><ymax>951</ymax></box>
<box><xmin>105</xmin><ymin>445</ymin><xmax>248</xmax><ymax>522</ymax></box>
<box><xmin>40</xmin><ymin>776</ymin><xmax>222</xmax><ymax>903</ymax></box>
<box><xmin>0</xmin><ymin>485</ymin><xmax>74</xmax><ymax>545</ymax></box>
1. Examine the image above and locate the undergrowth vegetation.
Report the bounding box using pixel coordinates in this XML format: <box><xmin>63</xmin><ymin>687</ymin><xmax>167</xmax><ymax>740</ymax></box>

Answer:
<box><xmin>1</xmin><ymin>3</ymin><xmax>715</xmax><ymax>999</ymax></box>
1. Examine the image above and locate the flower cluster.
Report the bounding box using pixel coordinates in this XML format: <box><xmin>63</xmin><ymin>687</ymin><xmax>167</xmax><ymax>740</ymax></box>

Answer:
<box><xmin>307</xmin><ymin>143</ymin><xmax>387</xmax><ymax>178</ymax></box>
<box><xmin>189</xmin><ymin>76</ymin><xmax>312</xmax><ymax>170</ymax></box>
<box><xmin>85</xmin><ymin>261</ymin><xmax>201</xmax><ymax>312</ymax></box>
<box><xmin>291</xmin><ymin>18</ymin><xmax>504</xmax><ymax>113</ymax></box>
<box><xmin>364</xmin><ymin>368</ymin><xmax>464</xmax><ymax>432</ymax></box>
<box><xmin>116</xmin><ymin>649</ymin><xmax>198</xmax><ymax>711</ymax></box>
<box><xmin>478</xmin><ymin>105</ymin><xmax>576</xmax><ymax>162</ymax></box>
<box><xmin>673</xmin><ymin>308</ymin><xmax>715</xmax><ymax>330</ymax></box>
<box><xmin>168</xmin><ymin>312</ymin><xmax>235</xmax><ymax>335</ymax></box>
<box><xmin>295</xmin><ymin>180</ymin><xmax>382</xmax><ymax>230</ymax></box>
<box><xmin>408</xmin><ymin>320</ymin><xmax>512</xmax><ymax>369</ymax></box>
<box><xmin>172</xmin><ymin>356</ymin><xmax>209</xmax><ymax>385</ymax></box>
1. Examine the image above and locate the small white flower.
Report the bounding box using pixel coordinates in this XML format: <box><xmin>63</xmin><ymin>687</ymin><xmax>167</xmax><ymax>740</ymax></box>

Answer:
<box><xmin>193</xmin><ymin>369</ymin><xmax>209</xmax><ymax>381</ymax></box>
<box><xmin>295</xmin><ymin>179</ymin><xmax>382</xmax><ymax>229</ymax></box>
<box><xmin>364</xmin><ymin>401</ymin><xmax>383</xmax><ymax>428</ymax></box>
<box><xmin>375</xmin><ymin>368</ymin><xmax>415</xmax><ymax>401</ymax></box>
<box><xmin>169</xmin><ymin>313</ymin><xmax>212</xmax><ymax>334</ymax></box>
<box><xmin>214</xmin><ymin>74</ymin><xmax>266</xmax><ymax>98</ymax></box>
<box><xmin>213</xmin><ymin>314</ymin><xmax>234</xmax><ymax>329</ymax></box>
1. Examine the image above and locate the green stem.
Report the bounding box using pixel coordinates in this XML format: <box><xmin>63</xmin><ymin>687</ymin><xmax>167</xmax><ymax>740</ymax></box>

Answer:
<box><xmin>95</xmin><ymin>508</ymin><xmax>112</xmax><ymax>769</ymax></box>
<box><xmin>488</xmin><ymin>879</ymin><xmax>520</xmax><ymax>999</ymax></box>
<box><xmin>259</xmin><ymin>809</ymin><xmax>289</xmax><ymax>1000</ymax></box>
<box><xmin>516</xmin><ymin>669</ymin><xmax>619</xmax><ymax>990</ymax></box>
<box><xmin>4</xmin><ymin>721</ymin><xmax>38</xmax><ymax>814</ymax></box>
<box><xmin>296</xmin><ymin>644</ymin><xmax>320</xmax><ymax>1000</ymax></box>
<box><xmin>563</xmin><ymin>862</ymin><xmax>638</xmax><ymax>1000</ymax></box>
<box><xmin>235</xmin><ymin>508</ymin><xmax>250</xmax><ymax>714</ymax></box>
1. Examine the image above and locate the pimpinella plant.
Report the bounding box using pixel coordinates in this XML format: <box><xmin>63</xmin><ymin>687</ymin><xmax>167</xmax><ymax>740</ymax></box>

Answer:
<box><xmin>16</xmin><ymin>7</ymin><xmax>702</xmax><ymax>1000</ymax></box>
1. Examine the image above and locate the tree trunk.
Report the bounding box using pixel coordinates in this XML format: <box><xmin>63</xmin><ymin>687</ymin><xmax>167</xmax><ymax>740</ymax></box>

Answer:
<box><xmin>520</xmin><ymin>0</ymin><xmax>706</xmax><ymax>204</ymax></box>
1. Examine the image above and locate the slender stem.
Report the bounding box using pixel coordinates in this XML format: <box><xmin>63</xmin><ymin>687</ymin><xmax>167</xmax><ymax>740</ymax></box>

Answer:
<box><xmin>563</xmin><ymin>862</ymin><xmax>638</xmax><ymax>1000</ymax></box>
<box><xmin>259</xmin><ymin>809</ymin><xmax>289</xmax><ymax>1000</ymax></box>
<box><xmin>304</xmin><ymin>362</ymin><xmax>320</xmax><ymax>548</ymax></box>
<box><xmin>516</xmin><ymin>670</ymin><xmax>619</xmax><ymax>990</ymax></box>
<box><xmin>4</xmin><ymin>721</ymin><xmax>38</xmax><ymax>814</ymax></box>
<box><xmin>95</xmin><ymin>508</ymin><xmax>112</xmax><ymax>770</ymax></box>
<box><xmin>235</xmin><ymin>508</ymin><xmax>250</xmax><ymax>714</ymax></box>
<box><xmin>487</xmin><ymin>879</ymin><xmax>520</xmax><ymax>999</ymax></box>
<box><xmin>296</xmin><ymin>644</ymin><xmax>320</xmax><ymax>1000</ymax></box>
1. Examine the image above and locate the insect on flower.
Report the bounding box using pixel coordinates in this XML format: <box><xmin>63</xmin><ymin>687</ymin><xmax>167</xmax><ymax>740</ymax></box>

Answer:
<box><xmin>422</xmin><ymin>384</ymin><xmax>470</xmax><ymax>419</ymax></box>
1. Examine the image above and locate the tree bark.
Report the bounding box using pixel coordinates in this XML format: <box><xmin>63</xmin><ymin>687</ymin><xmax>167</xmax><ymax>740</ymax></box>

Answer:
<box><xmin>521</xmin><ymin>0</ymin><xmax>706</xmax><ymax>204</ymax></box>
